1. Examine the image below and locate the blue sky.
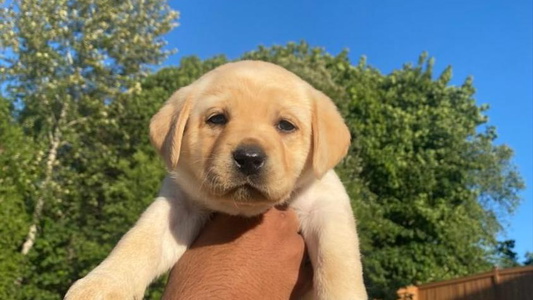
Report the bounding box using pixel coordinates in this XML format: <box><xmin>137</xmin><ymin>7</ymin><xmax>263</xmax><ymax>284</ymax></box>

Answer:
<box><xmin>163</xmin><ymin>0</ymin><xmax>532</xmax><ymax>260</ymax></box>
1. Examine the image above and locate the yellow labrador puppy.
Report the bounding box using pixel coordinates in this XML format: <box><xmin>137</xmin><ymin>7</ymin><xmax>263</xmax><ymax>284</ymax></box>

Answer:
<box><xmin>65</xmin><ymin>61</ymin><xmax>367</xmax><ymax>299</ymax></box>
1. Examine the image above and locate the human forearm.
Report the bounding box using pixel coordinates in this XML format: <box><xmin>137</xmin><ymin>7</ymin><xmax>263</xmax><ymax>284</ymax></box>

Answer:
<box><xmin>162</xmin><ymin>208</ymin><xmax>312</xmax><ymax>300</ymax></box>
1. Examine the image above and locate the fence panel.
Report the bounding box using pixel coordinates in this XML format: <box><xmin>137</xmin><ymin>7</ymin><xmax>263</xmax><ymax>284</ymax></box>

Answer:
<box><xmin>397</xmin><ymin>266</ymin><xmax>533</xmax><ymax>300</ymax></box>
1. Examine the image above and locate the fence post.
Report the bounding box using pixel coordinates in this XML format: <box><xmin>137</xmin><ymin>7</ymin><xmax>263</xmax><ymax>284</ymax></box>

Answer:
<box><xmin>492</xmin><ymin>266</ymin><xmax>500</xmax><ymax>300</ymax></box>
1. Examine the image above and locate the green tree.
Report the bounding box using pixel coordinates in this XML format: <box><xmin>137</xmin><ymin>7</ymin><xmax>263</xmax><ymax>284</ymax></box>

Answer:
<box><xmin>337</xmin><ymin>52</ymin><xmax>523</xmax><ymax>298</ymax></box>
<box><xmin>0</xmin><ymin>0</ymin><xmax>177</xmax><ymax>298</ymax></box>
<box><xmin>0</xmin><ymin>98</ymin><xmax>37</xmax><ymax>298</ymax></box>
<box><xmin>524</xmin><ymin>252</ymin><xmax>533</xmax><ymax>266</ymax></box>
<box><xmin>495</xmin><ymin>240</ymin><xmax>520</xmax><ymax>268</ymax></box>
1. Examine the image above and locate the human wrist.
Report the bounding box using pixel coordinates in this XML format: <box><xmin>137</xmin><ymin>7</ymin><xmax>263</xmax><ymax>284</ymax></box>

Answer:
<box><xmin>164</xmin><ymin>243</ymin><xmax>262</xmax><ymax>299</ymax></box>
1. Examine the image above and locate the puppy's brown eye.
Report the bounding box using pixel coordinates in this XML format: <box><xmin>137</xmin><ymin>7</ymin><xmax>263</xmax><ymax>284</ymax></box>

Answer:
<box><xmin>277</xmin><ymin>120</ymin><xmax>297</xmax><ymax>132</ymax></box>
<box><xmin>207</xmin><ymin>114</ymin><xmax>227</xmax><ymax>125</ymax></box>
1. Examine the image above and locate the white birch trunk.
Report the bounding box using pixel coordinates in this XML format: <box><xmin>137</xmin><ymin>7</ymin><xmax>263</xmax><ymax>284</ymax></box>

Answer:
<box><xmin>21</xmin><ymin>104</ymin><xmax>67</xmax><ymax>255</ymax></box>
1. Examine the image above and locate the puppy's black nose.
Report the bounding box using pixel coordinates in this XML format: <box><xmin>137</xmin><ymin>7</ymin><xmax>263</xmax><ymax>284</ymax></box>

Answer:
<box><xmin>232</xmin><ymin>145</ymin><xmax>266</xmax><ymax>176</ymax></box>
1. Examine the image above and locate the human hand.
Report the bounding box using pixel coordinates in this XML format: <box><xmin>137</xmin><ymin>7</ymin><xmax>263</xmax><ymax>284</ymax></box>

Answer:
<box><xmin>162</xmin><ymin>207</ymin><xmax>313</xmax><ymax>299</ymax></box>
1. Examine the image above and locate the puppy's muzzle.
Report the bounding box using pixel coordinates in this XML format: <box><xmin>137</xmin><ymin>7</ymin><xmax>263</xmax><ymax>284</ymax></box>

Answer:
<box><xmin>232</xmin><ymin>144</ymin><xmax>266</xmax><ymax>176</ymax></box>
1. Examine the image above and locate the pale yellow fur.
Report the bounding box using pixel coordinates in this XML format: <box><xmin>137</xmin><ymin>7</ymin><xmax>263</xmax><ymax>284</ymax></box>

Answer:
<box><xmin>65</xmin><ymin>61</ymin><xmax>367</xmax><ymax>300</ymax></box>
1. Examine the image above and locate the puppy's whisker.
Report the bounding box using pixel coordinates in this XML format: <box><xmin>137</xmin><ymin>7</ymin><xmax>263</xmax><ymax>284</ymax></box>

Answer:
<box><xmin>232</xmin><ymin>198</ymin><xmax>241</xmax><ymax>209</ymax></box>
<box><xmin>199</xmin><ymin>165</ymin><xmax>216</xmax><ymax>186</ymax></box>
<box><xmin>198</xmin><ymin>170</ymin><xmax>211</xmax><ymax>191</ymax></box>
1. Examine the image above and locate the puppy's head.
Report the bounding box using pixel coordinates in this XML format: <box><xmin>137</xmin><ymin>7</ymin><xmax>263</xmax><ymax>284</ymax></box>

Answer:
<box><xmin>150</xmin><ymin>61</ymin><xmax>350</xmax><ymax>215</ymax></box>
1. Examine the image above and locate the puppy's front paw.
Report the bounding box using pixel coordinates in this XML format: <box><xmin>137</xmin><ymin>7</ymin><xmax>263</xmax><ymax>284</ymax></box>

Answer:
<box><xmin>65</xmin><ymin>274</ymin><xmax>133</xmax><ymax>300</ymax></box>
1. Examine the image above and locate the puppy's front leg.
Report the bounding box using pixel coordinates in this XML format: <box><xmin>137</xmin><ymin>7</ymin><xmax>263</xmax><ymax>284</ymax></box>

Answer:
<box><xmin>293</xmin><ymin>172</ymin><xmax>367</xmax><ymax>300</ymax></box>
<box><xmin>65</xmin><ymin>178</ymin><xmax>207</xmax><ymax>299</ymax></box>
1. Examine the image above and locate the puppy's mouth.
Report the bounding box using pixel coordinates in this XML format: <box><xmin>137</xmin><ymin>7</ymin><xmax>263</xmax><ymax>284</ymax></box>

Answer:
<box><xmin>204</xmin><ymin>172</ymin><xmax>275</xmax><ymax>203</ymax></box>
<box><xmin>225</xmin><ymin>184</ymin><xmax>270</xmax><ymax>203</ymax></box>
<box><xmin>218</xmin><ymin>180</ymin><xmax>271</xmax><ymax>201</ymax></box>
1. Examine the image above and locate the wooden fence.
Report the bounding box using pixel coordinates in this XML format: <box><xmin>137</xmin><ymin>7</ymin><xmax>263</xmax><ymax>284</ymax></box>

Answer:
<box><xmin>397</xmin><ymin>265</ymin><xmax>533</xmax><ymax>300</ymax></box>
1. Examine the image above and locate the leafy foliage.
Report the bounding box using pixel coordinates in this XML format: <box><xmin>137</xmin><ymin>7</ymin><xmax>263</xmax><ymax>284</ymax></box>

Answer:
<box><xmin>495</xmin><ymin>240</ymin><xmax>520</xmax><ymax>268</ymax></box>
<box><xmin>524</xmin><ymin>252</ymin><xmax>533</xmax><ymax>266</ymax></box>
<box><xmin>0</xmin><ymin>0</ymin><xmax>177</xmax><ymax>298</ymax></box>
<box><xmin>0</xmin><ymin>98</ymin><xmax>36</xmax><ymax>298</ymax></box>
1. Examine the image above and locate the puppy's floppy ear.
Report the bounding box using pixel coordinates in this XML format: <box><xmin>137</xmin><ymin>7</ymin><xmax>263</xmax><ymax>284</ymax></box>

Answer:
<box><xmin>310</xmin><ymin>88</ymin><xmax>351</xmax><ymax>178</ymax></box>
<box><xmin>150</xmin><ymin>86</ymin><xmax>193</xmax><ymax>169</ymax></box>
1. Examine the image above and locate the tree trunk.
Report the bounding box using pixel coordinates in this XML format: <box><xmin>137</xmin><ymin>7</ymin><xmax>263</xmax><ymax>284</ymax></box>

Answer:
<box><xmin>21</xmin><ymin>104</ymin><xmax>67</xmax><ymax>255</ymax></box>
